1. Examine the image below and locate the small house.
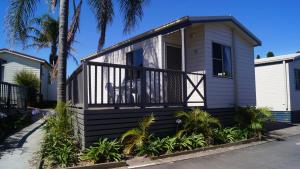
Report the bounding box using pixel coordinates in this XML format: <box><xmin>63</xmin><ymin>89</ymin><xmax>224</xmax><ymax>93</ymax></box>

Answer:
<box><xmin>255</xmin><ymin>53</ymin><xmax>300</xmax><ymax>123</ymax></box>
<box><xmin>67</xmin><ymin>16</ymin><xmax>261</xmax><ymax>147</ymax></box>
<box><xmin>0</xmin><ymin>48</ymin><xmax>57</xmax><ymax>102</ymax></box>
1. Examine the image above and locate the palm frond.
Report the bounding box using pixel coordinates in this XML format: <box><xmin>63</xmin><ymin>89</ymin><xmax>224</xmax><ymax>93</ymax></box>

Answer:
<box><xmin>47</xmin><ymin>0</ymin><xmax>58</xmax><ymax>9</ymax></box>
<box><xmin>5</xmin><ymin>0</ymin><xmax>39</xmax><ymax>44</ymax></box>
<box><xmin>139</xmin><ymin>114</ymin><xmax>155</xmax><ymax>131</ymax></box>
<box><xmin>175</xmin><ymin>111</ymin><xmax>189</xmax><ymax>119</ymax></box>
<box><xmin>67</xmin><ymin>0</ymin><xmax>82</xmax><ymax>52</ymax></box>
<box><xmin>88</xmin><ymin>0</ymin><xmax>114</xmax><ymax>51</ymax></box>
<box><xmin>119</xmin><ymin>0</ymin><xmax>148</xmax><ymax>34</ymax></box>
<box><xmin>120</xmin><ymin>128</ymin><xmax>142</xmax><ymax>143</ymax></box>
<box><xmin>68</xmin><ymin>52</ymin><xmax>79</xmax><ymax>65</ymax></box>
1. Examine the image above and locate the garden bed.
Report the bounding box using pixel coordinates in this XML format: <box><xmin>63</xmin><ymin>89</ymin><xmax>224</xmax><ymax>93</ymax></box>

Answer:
<box><xmin>39</xmin><ymin>106</ymin><xmax>272</xmax><ymax>169</ymax></box>
<box><xmin>151</xmin><ymin>137</ymin><xmax>259</xmax><ymax>160</ymax></box>
<box><xmin>38</xmin><ymin>160</ymin><xmax>127</xmax><ymax>169</ymax></box>
<box><xmin>65</xmin><ymin>161</ymin><xmax>127</xmax><ymax>169</ymax></box>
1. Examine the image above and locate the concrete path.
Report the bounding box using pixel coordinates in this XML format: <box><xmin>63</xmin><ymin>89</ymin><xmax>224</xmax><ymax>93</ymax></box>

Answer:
<box><xmin>0</xmin><ymin>118</ymin><xmax>45</xmax><ymax>169</ymax></box>
<box><xmin>139</xmin><ymin>134</ymin><xmax>300</xmax><ymax>169</ymax></box>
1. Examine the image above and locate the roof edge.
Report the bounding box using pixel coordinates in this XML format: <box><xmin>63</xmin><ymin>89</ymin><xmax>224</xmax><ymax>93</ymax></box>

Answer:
<box><xmin>82</xmin><ymin>16</ymin><xmax>261</xmax><ymax>62</ymax></box>
<box><xmin>0</xmin><ymin>48</ymin><xmax>52</xmax><ymax>68</ymax></box>
<box><xmin>255</xmin><ymin>54</ymin><xmax>300</xmax><ymax>65</ymax></box>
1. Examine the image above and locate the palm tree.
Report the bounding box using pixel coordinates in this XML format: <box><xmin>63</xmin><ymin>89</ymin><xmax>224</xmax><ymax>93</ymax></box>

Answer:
<box><xmin>27</xmin><ymin>14</ymin><xmax>59</xmax><ymax>66</ymax></box>
<box><xmin>5</xmin><ymin>0</ymin><xmax>148</xmax><ymax>102</ymax></box>
<box><xmin>235</xmin><ymin>107</ymin><xmax>272</xmax><ymax>139</ymax></box>
<box><xmin>175</xmin><ymin>108</ymin><xmax>221</xmax><ymax>139</ymax></box>
<box><xmin>120</xmin><ymin>114</ymin><xmax>155</xmax><ymax>155</ymax></box>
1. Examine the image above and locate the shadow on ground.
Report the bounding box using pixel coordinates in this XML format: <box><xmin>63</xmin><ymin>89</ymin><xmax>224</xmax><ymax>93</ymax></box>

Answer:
<box><xmin>265</xmin><ymin>122</ymin><xmax>297</xmax><ymax>132</ymax></box>
<box><xmin>0</xmin><ymin>109</ymin><xmax>48</xmax><ymax>158</ymax></box>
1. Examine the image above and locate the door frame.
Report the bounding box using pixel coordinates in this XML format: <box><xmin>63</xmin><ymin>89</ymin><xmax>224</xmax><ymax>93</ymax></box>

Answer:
<box><xmin>164</xmin><ymin>43</ymin><xmax>182</xmax><ymax>70</ymax></box>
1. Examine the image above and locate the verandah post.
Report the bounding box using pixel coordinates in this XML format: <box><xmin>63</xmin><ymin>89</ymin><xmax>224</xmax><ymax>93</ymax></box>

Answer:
<box><xmin>7</xmin><ymin>84</ymin><xmax>11</xmax><ymax>112</ymax></box>
<box><xmin>82</xmin><ymin>61</ymin><xmax>88</xmax><ymax>110</ymax></box>
<box><xmin>140</xmin><ymin>66</ymin><xmax>146</xmax><ymax>109</ymax></box>
<box><xmin>183</xmin><ymin>73</ymin><xmax>187</xmax><ymax>107</ymax></box>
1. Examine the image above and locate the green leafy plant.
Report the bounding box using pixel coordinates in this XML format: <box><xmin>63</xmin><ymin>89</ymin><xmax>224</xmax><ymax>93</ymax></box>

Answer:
<box><xmin>175</xmin><ymin>135</ymin><xmax>192</xmax><ymax>151</ymax></box>
<box><xmin>42</xmin><ymin>133</ymin><xmax>78</xmax><ymax>167</ymax></box>
<box><xmin>138</xmin><ymin>136</ymin><xmax>176</xmax><ymax>156</ymax></box>
<box><xmin>14</xmin><ymin>70</ymin><xmax>40</xmax><ymax>106</ymax></box>
<box><xmin>41</xmin><ymin>102</ymin><xmax>79</xmax><ymax>167</ymax></box>
<box><xmin>175</xmin><ymin>108</ymin><xmax>220</xmax><ymax>141</ymax></box>
<box><xmin>189</xmin><ymin>133</ymin><xmax>206</xmax><ymax>149</ymax></box>
<box><xmin>81</xmin><ymin>138</ymin><xmax>122</xmax><ymax>163</ymax></box>
<box><xmin>213</xmin><ymin>127</ymin><xmax>248</xmax><ymax>144</ymax></box>
<box><xmin>120</xmin><ymin>114</ymin><xmax>155</xmax><ymax>155</ymax></box>
<box><xmin>235</xmin><ymin>107</ymin><xmax>272</xmax><ymax>139</ymax></box>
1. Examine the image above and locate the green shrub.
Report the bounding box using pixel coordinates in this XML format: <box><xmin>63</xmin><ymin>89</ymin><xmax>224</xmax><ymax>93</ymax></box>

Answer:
<box><xmin>213</xmin><ymin>127</ymin><xmax>248</xmax><ymax>144</ymax></box>
<box><xmin>175</xmin><ymin>135</ymin><xmax>192</xmax><ymax>151</ymax></box>
<box><xmin>120</xmin><ymin>114</ymin><xmax>155</xmax><ymax>155</ymax></box>
<box><xmin>189</xmin><ymin>133</ymin><xmax>206</xmax><ymax>149</ymax></box>
<box><xmin>175</xmin><ymin>108</ymin><xmax>220</xmax><ymax>141</ymax></box>
<box><xmin>235</xmin><ymin>107</ymin><xmax>272</xmax><ymax>138</ymax></box>
<box><xmin>42</xmin><ymin>132</ymin><xmax>78</xmax><ymax>167</ymax></box>
<box><xmin>14</xmin><ymin>70</ymin><xmax>40</xmax><ymax>106</ymax></box>
<box><xmin>139</xmin><ymin>134</ymin><xmax>206</xmax><ymax>157</ymax></box>
<box><xmin>137</xmin><ymin>136</ymin><xmax>174</xmax><ymax>156</ymax></box>
<box><xmin>41</xmin><ymin>102</ymin><xmax>79</xmax><ymax>167</ymax></box>
<box><xmin>81</xmin><ymin>138</ymin><xmax>122</xmax><ymax>163</ymax></box>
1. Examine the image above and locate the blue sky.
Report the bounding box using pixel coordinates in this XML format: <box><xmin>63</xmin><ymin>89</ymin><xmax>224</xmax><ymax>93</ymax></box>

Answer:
<box><xmin>0</xmin><ymin>0</ymin><xmax>299</xmax><ymax>75</ymax></box>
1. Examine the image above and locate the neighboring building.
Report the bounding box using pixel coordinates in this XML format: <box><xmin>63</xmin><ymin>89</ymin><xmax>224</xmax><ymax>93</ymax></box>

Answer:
<box><xmin>67</xmin><ymin>16</ymin><xmax>261</xmax><ymax>147</ymax></box>
<box><xmin>255</xmin><ymin>54</ymin><xmax>300</xmax><ymax>123</ymax></box>
<box><xmin>0</xmin><ymin>48</ymin><xmax>57</xmax><ymax>102</ymax></box>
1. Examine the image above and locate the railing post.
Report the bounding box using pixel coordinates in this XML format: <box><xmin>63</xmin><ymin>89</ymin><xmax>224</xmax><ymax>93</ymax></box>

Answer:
<box><xmin>24</xmin><ymin>87</ymin><xmax>27</xmax><ymax>110</ymax></box>
<box><xmin>7</xmin><ymin>84</ymin><xmax>11</xmax><ymax>111</ymax></box>
<box><xmin>140</xmin><ymin>67</ymin><xmax>146</xmax><ymax>109</ymax></box>
<box><xmin>82</xmin><ymin>62</ymin><xmax>88</xmax><ymax>110</ymax></box>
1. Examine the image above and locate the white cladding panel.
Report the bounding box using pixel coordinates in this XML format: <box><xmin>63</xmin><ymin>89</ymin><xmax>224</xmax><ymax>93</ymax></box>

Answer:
<box><xmin>0</xmin><ymin>53</ymin><xmax>40</xmax><ymax>83</ymax></box>
<box><xmin>234</xmin><ymin>33</ymin><xmax>256</xmax><ymax>107</ymax></box>
<box><xmin>255</xmin><ymin>63</ymin><xmax>289</xmax><ymax>111</ymax></box>
<box><xmin>204</xmin><ymin>23</ymin><xmax>235</xmax><ymax>108</ymax></box>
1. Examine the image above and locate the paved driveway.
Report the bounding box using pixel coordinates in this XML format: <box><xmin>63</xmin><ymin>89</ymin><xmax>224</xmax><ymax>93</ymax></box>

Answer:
<box><xmin>140</xmin><ymin>135</ymin><xmax>300</xmax><ymax>169</ymax></box>
<box><xmin>0</xmin><ymin>119</ymin><xmax>45</xmax><ymax>169</ymax></box>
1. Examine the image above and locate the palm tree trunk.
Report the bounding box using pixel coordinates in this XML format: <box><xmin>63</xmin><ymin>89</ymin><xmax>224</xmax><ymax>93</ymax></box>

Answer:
<box><xmin>57</xmin><ymin>0</ymin><xmax>69</xmax><ymax>102</ymax></box>
<box><xmin>50</xmin><ymin>43</ymin><xmax>57</xmax><ymax>66</ymax></box>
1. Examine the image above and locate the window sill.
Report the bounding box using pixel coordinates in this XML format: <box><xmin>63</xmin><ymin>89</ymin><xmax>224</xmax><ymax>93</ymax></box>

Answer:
<box><xmin>212</xmin><ymin>75</ymin><xmax>233</xmax><ymax>79</ymax></box>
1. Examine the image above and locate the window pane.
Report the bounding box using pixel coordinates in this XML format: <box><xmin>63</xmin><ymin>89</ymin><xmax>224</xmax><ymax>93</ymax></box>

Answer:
<box><xmin>295</xmin><ymin>69</ymin><xmax>300</xmax><ymax>90</ymax></box>
<box><xmin>223</xmin><ymin>46</ymin><xmax>232</xmax><ymax>77</ymax></box>
<box><xmin>134</xmin><ymin>49</ymin><xmax>143</xmax><ymax>67</ymax></box>
<box><xmin>126</xmin><ymin>49</ymin><xmax>143</xmax><ymax>79</ymax></box>
<box><xmin>0</xmin><ymin>66</ymin><xmax>3</xmax><ymax>81</ymax></box>
<box><xmin>213</xmin><ymin>59</ymin><xmax>222</xmax><ymax>76</ymax></box>
<box><xmin>126</xmin><ymin>52</ymin><xmax>134</xmax><ymax>66</ymax></box>
<box><xmin>213</xmin><ymin>43</ymin><xmax>222</xmax><ymax>59</ymax></box>
<box><xmin>295</xmin><ymin>69</ymin><xmax>300</xmax><ymax>79</ymax></box>
<box><xmin>126</xmin><ymin>52</ymin><xmax>134</xmax><ymax>80</ymax></box>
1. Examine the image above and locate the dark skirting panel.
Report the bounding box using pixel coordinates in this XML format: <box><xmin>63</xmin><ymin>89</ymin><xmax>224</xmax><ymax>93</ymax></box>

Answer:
<box><xmin>271</xmin><ymin>111</ymin><xmax>300</xmax><ymax>123</ymax></box>
<box><xmin>71</xmin><ymin>107</ymin><xmax>236</xmax><ymax>148</ymax></box>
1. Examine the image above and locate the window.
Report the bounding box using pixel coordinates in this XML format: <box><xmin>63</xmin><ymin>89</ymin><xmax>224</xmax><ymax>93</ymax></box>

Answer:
<box><xmin>48</xmin><ymin>72</ymin><xmax>51</xmax><ymax>84</ymax></box>
<box><xmin>126</xmin><ymin>49</ymin><xmax>143</xmax><ymax>79</ymax></box>
<box><xmin>212</xmin><ymin>43</ymin><xmax>232</xmax><ymax>77</ymax></box>
<box><xmin>295</xmin><ymin>69</ymin><xmax>300</xmax><ymax>90</ymax></box>
<box><xmin>0</xmin><ymin>65</ymin><xmax>3</xmax><ymax>81</ymax></box>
